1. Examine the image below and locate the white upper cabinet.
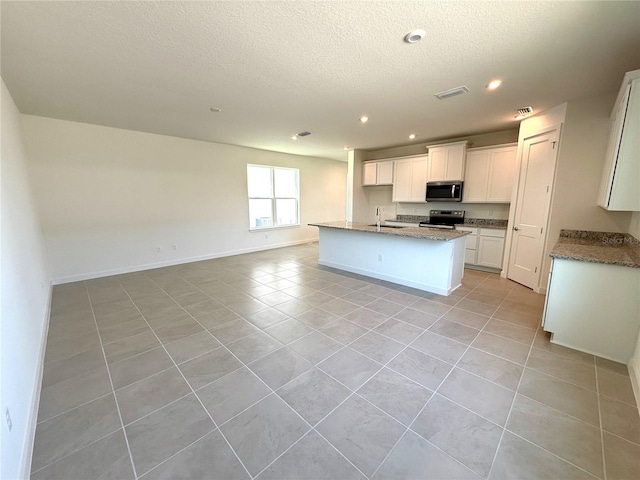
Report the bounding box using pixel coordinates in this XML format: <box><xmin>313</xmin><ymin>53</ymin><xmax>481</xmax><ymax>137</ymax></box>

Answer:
<box><xmin>598</xmin><ymin>70</ymin><xmax>640</xmax><ymax>211</ymax></box>
<box><xmin>426</xmin><ymin>141</ymin><xmax>467</xmax><ymax>181</ymax></box>
<box><xmin>362</xmin><ymin>160</ymin><xmax>394</xmax><ymax>186</ymax></box>
<box><xmin>392</xmin><ymin>155</ymin><xmax>428</xmax><ymax>202</ymax></box>
<box><xmin>463</xmin><ymin>144</ymin><xmax>517</xmax><ymax>203</ymax></box>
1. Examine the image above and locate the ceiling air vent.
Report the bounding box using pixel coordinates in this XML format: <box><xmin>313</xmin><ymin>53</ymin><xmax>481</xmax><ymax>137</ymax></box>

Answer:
<box><xmin>517</xmin><ymin>106</ymin><xmax>534</xmax><ymax>115</ymax></box>
<box><xmin>434</xmin><ymin>86</ymin><xmax>469</xmax><ymax>100</ymax></box>
<box><xmin>297</xmin><ymin>131</ymin><xmax>311</xmax><ymax>137</ymax></box>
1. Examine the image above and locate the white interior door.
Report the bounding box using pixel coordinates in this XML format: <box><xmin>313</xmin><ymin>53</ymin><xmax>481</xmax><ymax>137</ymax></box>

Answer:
<box><xmin>507</xmin><ymin>129</ymin><xmax>559</xmax><ymax>289</ymax></box>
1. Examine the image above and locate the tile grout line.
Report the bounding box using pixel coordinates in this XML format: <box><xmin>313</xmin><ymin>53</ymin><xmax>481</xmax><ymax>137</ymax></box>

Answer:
<box><xmin>368</xmin><ymin>274</ymin><xmax>509</xmax><ymax>479</ymax></box>
<box><xmin>77</xmin><ymin>256</ymin><xmax>567</xmax><ymax>479</ymax></box>
<box><xmin>120</xmin><ymin>282</ymin><xmax>255</xmax><ymax>480</ymax></box>
<box><xmin>84</xmin><ymin>283</ymin><xmax>139</xmax><ymax>479</ymax></box>
<box><xmin>485</xmin><ymin>319</ymin><xmax>540</xmax><ymax>480</ymax></box>
<box><xmin>595</xmin><ymin>357</ymin><xmax>608</xmax><ymax>480</ymax></box>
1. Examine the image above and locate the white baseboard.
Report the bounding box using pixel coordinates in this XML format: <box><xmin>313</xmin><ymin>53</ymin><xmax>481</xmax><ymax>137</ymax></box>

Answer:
<box><xmin>19</xmin><ymin>281</ymin><xmax>52</xmax><ymax>480</ymax></box>
<box><xmin>53</xmin><ymin>238</ymin><xmax>319</xmax><ymax>285</ymax></box>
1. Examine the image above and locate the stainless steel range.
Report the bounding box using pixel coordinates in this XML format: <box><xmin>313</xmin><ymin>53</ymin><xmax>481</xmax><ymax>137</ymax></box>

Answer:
<box><xmin>419</xmin><ymin>210</ymin><xmax>465</xmax><ymax>229</ymax></box>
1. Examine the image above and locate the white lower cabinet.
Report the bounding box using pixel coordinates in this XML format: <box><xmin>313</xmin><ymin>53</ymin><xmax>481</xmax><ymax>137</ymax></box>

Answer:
<box><xmin>543</xmin><ymin>258</ymin><xmax>640</xmax><ymax>362</ymax></box>
<box><xmin>477</xmin><ymin>228</ymin><xmax>506</xmax><ymax>268</ymax></box>
<box><xmin>455</xmin><ymin>226</ymin><xmax>505</xmax><ymax>270</ymax></box>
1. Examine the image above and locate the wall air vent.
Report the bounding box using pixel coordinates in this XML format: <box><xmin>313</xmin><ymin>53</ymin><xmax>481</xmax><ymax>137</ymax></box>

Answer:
<box><xmin>517</xmin><ymin>106</ymin><xmax>534</xmax><ymax>115</ymax></box>
<box><xmin>297</xmin><ymin>131</ymin><xmax>311</xmax><ymax>137</ymax></box>
<box><xmin>434</xmin><ymin>86</ymin><xmax>469</xmax><ymax>100</ymax></box>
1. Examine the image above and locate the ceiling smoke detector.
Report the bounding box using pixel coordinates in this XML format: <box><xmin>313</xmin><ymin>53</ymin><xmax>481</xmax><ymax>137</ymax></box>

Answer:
<box><xmin>434</xmin><ymin>86</ymin><xmax>470</xmax><ymax>100</ymax></box>
<box><xmin>404</xmin><ymin>29</ymin><xmax>426</xmax><ymax>43</ymax></box>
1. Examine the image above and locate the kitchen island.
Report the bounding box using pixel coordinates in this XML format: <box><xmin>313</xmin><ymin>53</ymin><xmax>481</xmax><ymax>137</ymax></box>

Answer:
<box><xmin>309</xmin><ymin>221</ymin><xmax>469</xmax><ymax>296</ymax></box>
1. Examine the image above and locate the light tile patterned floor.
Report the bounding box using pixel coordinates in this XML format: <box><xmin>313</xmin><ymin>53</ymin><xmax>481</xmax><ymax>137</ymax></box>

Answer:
<box><xmin>31</xmin><ymin>243</ymin><xmax>640</xmax><ymax>479</ymax></box>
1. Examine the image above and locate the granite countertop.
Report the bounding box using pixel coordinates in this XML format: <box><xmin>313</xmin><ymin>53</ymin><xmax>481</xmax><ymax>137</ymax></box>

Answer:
<box><xmin>550</xmin><ymin>230</ymin><xmax>640</xmax><ymax>268</ymax></box>
<box><xmin>309</xmin><ymin>221</ymin><xmax>470</xmax><ymax>241</ymax></box>
<box><xmin>394</xmin><ymin>215</ymin><xmax>508</xmax><ymax>230</ymax></box>
<box><xmin>460</xmin><ymin>218</ymin><xmax>508</xmax><ymax>229</ymax></box>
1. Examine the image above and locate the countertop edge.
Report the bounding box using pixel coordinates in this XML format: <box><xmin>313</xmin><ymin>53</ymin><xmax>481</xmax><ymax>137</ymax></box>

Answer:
<box><xmin>549</xmin><ymin>229</ymin><xmax>640</xmax><ymax>268</ymax></box>
<box><xmin>309</xmin><ymin>221</ymin><xmax>470</xmax><ymax>242</ymax></box>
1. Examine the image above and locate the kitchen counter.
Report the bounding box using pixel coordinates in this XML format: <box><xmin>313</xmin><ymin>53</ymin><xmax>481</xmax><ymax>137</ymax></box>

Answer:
<box><xmin>309</xmin><ymin>221</ymin><xmax>468</xmax><ymax>295</ymax></box>
<box><xmin>308</xmin><ymin>221</ymin><xmax>469</xmax><ymax>241</ymax></box>
<box><xmin>549</xmin><ymin>229</ymin><xmax>640</xmax><ymax>268</ymax></box>
<box><xmin>460</xmin><ymin>218</ymin><xmax>508</xmax><ymax>230</ymax></box>
<box><xmin>393</xmin><ymin>215</ymin><xmax>508</xmax><ymax>230</ymax></box>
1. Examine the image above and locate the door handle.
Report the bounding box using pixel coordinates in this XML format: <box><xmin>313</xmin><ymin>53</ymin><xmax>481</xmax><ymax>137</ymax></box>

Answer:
<box><xmin>513</xmin><ymin>226</ymin><xmax>520</xmax><ymax>231</ymax></box>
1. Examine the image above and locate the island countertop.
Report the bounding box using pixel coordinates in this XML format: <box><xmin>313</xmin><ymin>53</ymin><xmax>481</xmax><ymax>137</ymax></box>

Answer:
<box><xmin>309</xmin><ymin>221</ymin><xmax>470</xmax><ymax>241</ymax></box>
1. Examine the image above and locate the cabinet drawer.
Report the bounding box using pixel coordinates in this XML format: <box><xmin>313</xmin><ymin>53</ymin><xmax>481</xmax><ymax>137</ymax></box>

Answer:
<box><xmin>479</xmin><ymin>228</ymin><xmax>505</xmax><ymax>238</ymax></box>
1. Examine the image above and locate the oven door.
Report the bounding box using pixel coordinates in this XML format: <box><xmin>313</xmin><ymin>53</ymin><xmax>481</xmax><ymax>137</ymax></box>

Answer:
<box><xmin>426</xmin><ymin>181</ymin><xmax>463</xmax><ymax>202</ymax></box>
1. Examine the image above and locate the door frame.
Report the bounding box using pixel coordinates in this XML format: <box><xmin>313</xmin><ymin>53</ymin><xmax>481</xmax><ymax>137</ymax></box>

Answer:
<box><xmin>502</xmin><ymin>123</ymin><xmax>563</xmax><ymax>293</ymax></box>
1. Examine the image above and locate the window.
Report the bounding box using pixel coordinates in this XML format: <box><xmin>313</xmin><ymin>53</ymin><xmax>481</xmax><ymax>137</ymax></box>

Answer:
<box><xmin>247</xmin><ymin>165</ymin><xmax>299</xmax><ymax>229</ymax></box>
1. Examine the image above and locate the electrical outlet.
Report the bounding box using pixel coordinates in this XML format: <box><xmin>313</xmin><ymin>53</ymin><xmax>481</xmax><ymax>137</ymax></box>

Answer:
<box><xmin>171</xmin><ymin>244</ymin><xmax>177</xmax><ymax>251</ymax></box>
<box><xmin>377</xmin><ymin>253</ymin><xmax>383</xmax><ymax>262</ymax></box>
<box><xmin>265</xmin><ymin>234</ymin><xmax>268</xmax><ymax>239</ymax></box>
<box><xmin>5</xmin><ymin>408</ymin><xmax>12</xmax><ymax>432</ymax></box>
<box><xmin>156</xmin><ymin>246</ymin><xmax>162</xmax><ymax>253</ymax></box>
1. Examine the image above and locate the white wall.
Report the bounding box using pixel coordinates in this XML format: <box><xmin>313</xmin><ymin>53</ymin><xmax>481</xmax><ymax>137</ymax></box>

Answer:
<box><xmin>21</xmin><ymin>115</ymin><xmax>347</xmax><ymax>283</ymax></box>
<box><xmin>1</xmin><ymin>80</ymin><xmax>51</xmax><ymax>479</ymax></box>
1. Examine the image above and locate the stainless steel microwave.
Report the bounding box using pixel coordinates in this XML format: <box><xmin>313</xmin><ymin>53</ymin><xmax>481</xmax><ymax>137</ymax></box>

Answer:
<box><xmin>426</xmin><ymin>181</ymin><xmax>463</xmax><ymax>202</ymax></box>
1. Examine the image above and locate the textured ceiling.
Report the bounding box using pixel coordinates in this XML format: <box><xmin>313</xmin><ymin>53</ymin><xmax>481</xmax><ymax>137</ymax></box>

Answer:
<box><xmin>2</xmin><ymin>1</ymin><xmax>640</xmax><ymax>161</ymax></box>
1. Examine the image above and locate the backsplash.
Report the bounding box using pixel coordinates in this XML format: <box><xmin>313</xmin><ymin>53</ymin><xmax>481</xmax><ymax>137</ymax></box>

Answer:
<box><xmin>396</xmin><ymin>202</ymin><xmax>510</xmax><ymax>220</ymax></box>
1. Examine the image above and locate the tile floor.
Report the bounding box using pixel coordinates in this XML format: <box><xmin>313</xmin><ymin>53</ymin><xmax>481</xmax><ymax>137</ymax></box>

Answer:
<box><xmin>31</xmin><ymin>243</ymin><xmax>640</xmax><ymax>479</ymax></box>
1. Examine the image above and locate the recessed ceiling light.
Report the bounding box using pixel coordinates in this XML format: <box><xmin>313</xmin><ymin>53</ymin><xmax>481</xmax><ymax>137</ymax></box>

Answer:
<box><xmin>487</xmin><ymin>80</ymin><xmax>502</xmax><ymax>90</ymax></box>
<box><xmin>209</xmin><ymin>107</ymin><xmax>222</xmax><ymax>113</ymax></box>
<box><xmin>291</xmin><ymin>135</ymin><xmax>298</xmax><ymax>140</ymax></box>
<box><xmin>409</xmin><ymin>134</ymin><xmax>416</xmax><ymax>140</ymax></box>
<box><xmin>514</xmin><ymin>114</ymin><xmax>526</xmax><ymax>121</ymax></box>
<box><xmin>359</xmin><ymin>116</ymin><xmax>369</xmax><ymax>123</ymax></box>
<box><xmin>343</xmin><ymin>146</ymin><xmax>351</xmax><ymax>151</ymax></box>
<box><xmin>404</xmin><ymin>29</ymin><xmax>426</xmax><ymax>43</ymax></box>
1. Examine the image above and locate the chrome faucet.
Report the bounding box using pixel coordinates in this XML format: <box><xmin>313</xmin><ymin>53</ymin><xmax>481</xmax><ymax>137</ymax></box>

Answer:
<box><xmin>376</xmin><ymin>207</ymin><xmax>381</xmax><ymax>228</ymax></box>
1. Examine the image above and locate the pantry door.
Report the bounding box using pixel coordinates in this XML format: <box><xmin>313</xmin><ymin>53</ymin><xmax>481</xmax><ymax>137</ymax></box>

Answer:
<box><xmin>507</xmin><ymin>128</ymin><xmax>560</xmax><ymax>289</ymax></box>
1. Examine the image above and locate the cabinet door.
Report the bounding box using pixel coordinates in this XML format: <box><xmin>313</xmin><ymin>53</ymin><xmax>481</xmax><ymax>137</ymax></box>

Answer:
<box><xmin>444</xmin><ymin>143</ymin><xmax>466</xmax><ymax>181</ymax></box>
<box><xmin>608</xmin><ymin>78</ymin><xmax>640</xmax><ymax>210</ymax></box>
<box><xmin>463</xmin><ymin>151</ymin><xmax>490</xmax><ymax>201</ymax></box>
<box><xmin>409</xmin><ymin>157</ymin><xmax>427</xmax><ymax>201</ymax></box>
<box><xmin>363</xmin><ymin>162</ymin><xmax>377</xmax><ymax>186</ymax></box>
<box><xmin>392</xmin><ymin>160</ymin><xmax>412</xmax><ymax>202</ymax></box>
<box><xmin>465</xmin><ymin>248</ymin><xmax>477</xmax><ymax>265</ymax></box>
<box><xmin>487</xmin><ymin>147</ymin><xmax>517</xmax><ymax>202</ymax></box>
<box><xmin>427</xmin><ymin>149</ymin><xmax>447</xmax><ymax>181</ymax></box>
<box><xmin>477</xmin><ymin>236</ymin><xmax>505</xmax><ymax>268</ymax></box>
<box><xmin>377</xmin><ymin>161</ymin><xmax>394</xmax><ymax>185</ymax></box>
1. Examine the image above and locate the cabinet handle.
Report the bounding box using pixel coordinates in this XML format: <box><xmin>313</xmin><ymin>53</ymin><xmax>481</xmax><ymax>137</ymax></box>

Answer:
<box><xmin>513</xmin><ymin>226</ymin><xmax>520</xmax><ymax>231</ymax></box>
